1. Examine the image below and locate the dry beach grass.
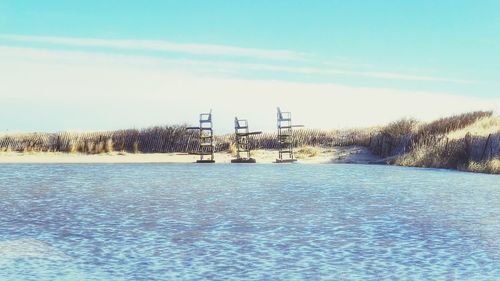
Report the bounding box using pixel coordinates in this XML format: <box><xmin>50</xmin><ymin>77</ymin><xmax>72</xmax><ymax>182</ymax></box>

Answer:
<box><xmin>0</xmin><ymin>111</ymin><xmax>499</xmax><ymax>173</ymax></box>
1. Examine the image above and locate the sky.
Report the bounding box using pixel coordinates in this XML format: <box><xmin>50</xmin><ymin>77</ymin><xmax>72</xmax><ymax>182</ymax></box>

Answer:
<box><xmin>0</xmin><ymin>0</ymin><xmax>499</xmax><ymax>133</ymax></box>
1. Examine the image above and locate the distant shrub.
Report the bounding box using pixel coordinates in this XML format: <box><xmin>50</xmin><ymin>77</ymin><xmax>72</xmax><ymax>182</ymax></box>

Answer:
<box><xmin>381</xmin><ymin>118</ymin><xmax>418</xmax><ymax>137</ymax></box>
<box><xmin>418</xmin><ymin>111</ymin><xmax>492</xmax><ymax>137</ymax></box>
<box><xmin>296</xmin><ymin>146</ymin><xmax>320</xmax><ymax>158</ymax></box>
<box><xmin>227</xmin><ymin>143</ymin><xmax>237</xmax><ymax>156</ymax></box>
<box><xmin>104</xmin><ymin>138</ymin><xmax>114</xmax><ymax>153</ymax></box>
<box><xmin>94</xmin><ymin>141</ymin><xmax>105</xmax><ymax>154</ymax></box>
<box><xmin>371</xmin><ymin>111</ymin><xmax>499</xmax><ymax>173</ymax></box>
<box><xmin>132</xmin><ymin>141</ymin><xmax>139</xmax><ymax>154</ymax></box>
<box><xmin>86</xmin><ymin>142</ymin><xmax>95</xmax><ymax>154</ymax></box>
<box><xmin>67</xmin><ymin>141</ymin><xmax>78</xmax><ymax>153</ymax></box>
<box><xmin>447</xmin><ymin>116</ymin><xmax>500</xmax><ymax>140</ymax></box>
<box><xmin>394</xmin><ymin>138</ymin><xmax>468</xmax><ymax>169</ymax></box>
<box><xmin>466</xmin><ymin>158</ymin><xmax>500</xmax><ymax>174</ymax></box>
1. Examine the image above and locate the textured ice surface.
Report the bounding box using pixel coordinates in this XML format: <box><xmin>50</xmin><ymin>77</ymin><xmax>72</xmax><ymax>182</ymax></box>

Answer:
<box><xmin>0</xmin><ymin>164</ymin><xmax>498</xmax><ymax>280</ymax></box>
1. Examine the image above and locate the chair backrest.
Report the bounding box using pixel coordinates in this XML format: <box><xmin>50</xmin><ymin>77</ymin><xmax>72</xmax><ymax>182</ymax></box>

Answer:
<box><xmin>277</xmin><ymin>107</ymin><xmax>291</xmax><ymax>122</ymax></box>
<box><xmin>200</xmin><ymin>110</ymin><xmax>212</xmax><ymax>123</ymax></box>
<box><xmin>235</xmin><ymin>117</ymin><xmax>249</xmax><ymax>134</ymax></box>
<box><xmin>277</xmin><ymin>107</ymin><xmax>283</xmax><ymax>120</ymax></box>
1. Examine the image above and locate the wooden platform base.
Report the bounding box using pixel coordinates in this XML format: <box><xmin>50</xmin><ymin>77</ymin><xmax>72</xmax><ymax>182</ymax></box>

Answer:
<box><xmin>231</xmin><ymin>158</ymin><xmax>257</xmax><ymax>163</ymax></box>
<box><xmin>275</xmin><ymin>159</ymin><xmax>298</xmax><ymax>163</ymax></box>
<box><xmin>196</xmin><ymin>160</ymin><xmax>215</xmax><ymax>163</ymax></box>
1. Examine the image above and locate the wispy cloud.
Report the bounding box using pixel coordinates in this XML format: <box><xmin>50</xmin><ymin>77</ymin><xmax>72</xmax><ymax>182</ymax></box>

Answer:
<box><xmin>0</xmin><ymin>44</ymin><xmax>497</xmax><ymax>132</ymax></box>
<box><xmin>216</xmin><ymin>63</ymin><xmax>472</xmax><ymax>83</ymax></box>
<box><xmin>0</xmin><ymin>34</ymin><xmax>309</xmax><ymax>61</ymax></box>
<box><xmin>0</xmin><ymin>34</ymin><xmax>474</xmax><ymax>84</ymax></box>
<box><xmin>0</xmin><ymin>43</ymin><xmax>474</xmax><ymax>85</ymax></box>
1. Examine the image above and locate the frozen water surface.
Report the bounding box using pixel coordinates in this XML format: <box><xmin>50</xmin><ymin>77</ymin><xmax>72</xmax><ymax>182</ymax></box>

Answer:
<box><xmin>0</xmin><ymin>164</ymin><xmax>499</xmax><ymax>280</ymax></box>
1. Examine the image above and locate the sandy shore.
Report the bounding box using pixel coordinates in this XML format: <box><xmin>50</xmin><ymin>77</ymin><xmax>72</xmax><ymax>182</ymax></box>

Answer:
<box><xmin>0</xmin><ymin>146</ymin><xmax>381</xmax><ymax>164</ymax></box>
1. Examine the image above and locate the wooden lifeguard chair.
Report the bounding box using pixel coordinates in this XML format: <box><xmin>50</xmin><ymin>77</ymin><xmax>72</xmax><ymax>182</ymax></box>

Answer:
<box><xmin>231</xmin><ymin>117</ymin><xmax>262</xmax><ymax>163</ymax></box>
<box><xmin>276</xmin><ymin>107</ymin><xmax>303</xmax><ymax>163</ymax></box>
<box><xmin>187</xmin><ymin>110</ymin><xmax>215</xmax><ymax>163</ymax></box>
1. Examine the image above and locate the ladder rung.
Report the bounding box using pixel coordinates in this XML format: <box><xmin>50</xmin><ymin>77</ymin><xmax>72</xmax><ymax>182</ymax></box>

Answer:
<box><xmin>189</xmin><ymin>152</ymin><xmax>213</xmax><ymax>155</ymax></box>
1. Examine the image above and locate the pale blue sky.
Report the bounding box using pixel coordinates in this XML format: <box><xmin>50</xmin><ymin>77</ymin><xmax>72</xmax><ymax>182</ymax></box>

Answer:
<box><xmin>0</xmin><ymin>1</ymin><xmax>499</xmax><ymax>132</ymax></box>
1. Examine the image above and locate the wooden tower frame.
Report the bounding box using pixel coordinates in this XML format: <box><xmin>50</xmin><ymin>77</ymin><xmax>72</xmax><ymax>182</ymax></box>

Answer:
<box><xmin>231</xmin><ymin>117</ymin><xmax>261</xmax><ymax>163</ymax></box>
<box><xmin>276</xmin><ymin>107</ymin><xmax>303</xmax><ymax>163</ymax></box>
<box><xmin>187</xmin><ymin>110</ymin><xmax>215</xmax><ymax>163</ymax></box>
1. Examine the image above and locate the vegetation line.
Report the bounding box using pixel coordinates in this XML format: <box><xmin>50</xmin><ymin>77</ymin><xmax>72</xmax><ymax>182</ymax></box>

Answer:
<box><xmin>0</xmin><ymin>111</ymin><xmax>498</xmax><ymax>174</ymax></box>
